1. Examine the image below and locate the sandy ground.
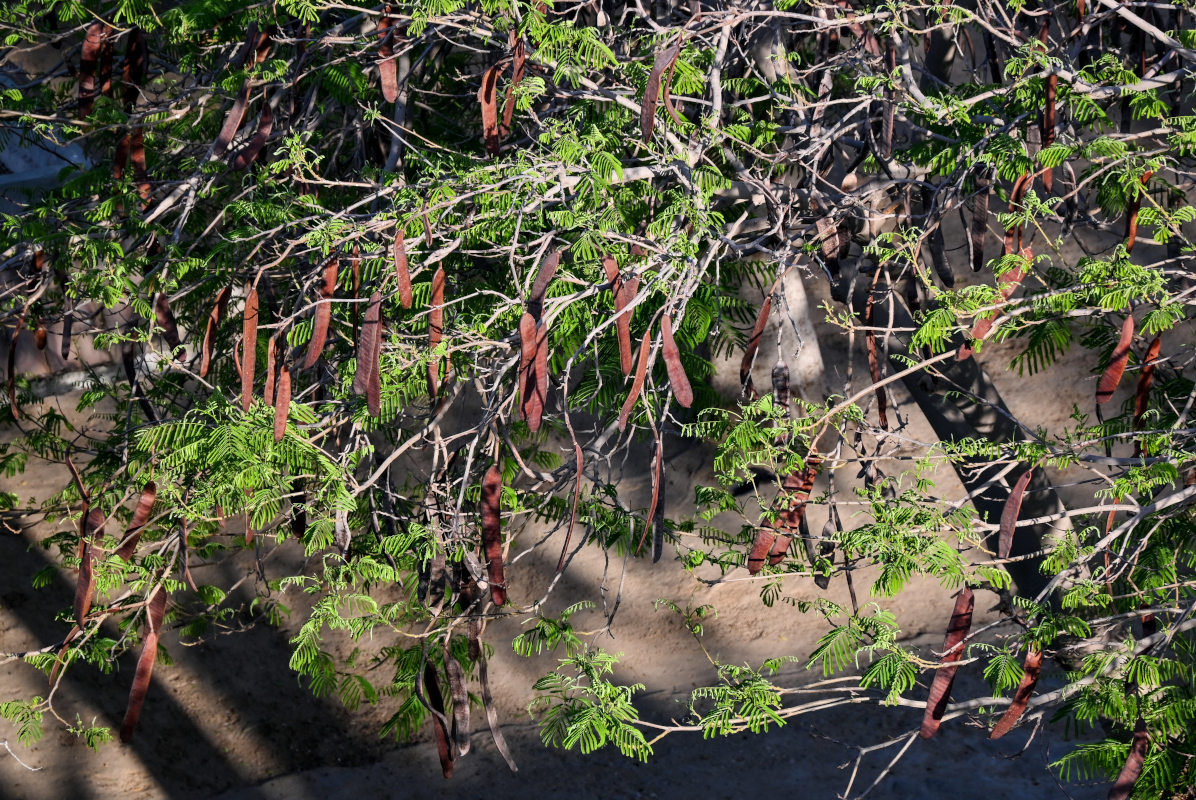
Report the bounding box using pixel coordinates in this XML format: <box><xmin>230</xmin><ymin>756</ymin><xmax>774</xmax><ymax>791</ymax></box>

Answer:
<box><xmin>0</xmin><ymin>237</ymin><xmax>1144</xmax><ymax>799</ymax></box>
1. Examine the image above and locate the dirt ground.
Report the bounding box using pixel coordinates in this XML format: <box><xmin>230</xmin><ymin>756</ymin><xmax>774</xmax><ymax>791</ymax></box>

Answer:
<box><xmin>0</xmin><ymin>254</ymin><xmax>1140</xmax><ymax>799</ymax></box>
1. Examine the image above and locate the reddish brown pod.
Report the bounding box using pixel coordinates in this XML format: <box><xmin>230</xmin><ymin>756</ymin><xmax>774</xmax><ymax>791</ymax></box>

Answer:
<box><xmin>741</xmin><ymin>293</ymin><xmax>773</xmax><ymax>393</ymax></box>
<box><xmin>1108</xmin><ymin>717</ymin><xmax>1149</xmax><ymax>800</ymax></box>
<box><xmin>661</xmin><ymin>315</ymin><xmax>693</xmax><ymax>408</ymax></box>
<box><xmin>240</xmin><ymin>286</ymin><xmax>258</xmax><ymax>411</ymax></box>
<box><xmin>641</xmin><ymin>42</ymin><xmax>681</xmax><ymax>143</ymax></box>
<box><xmin>919</xmin><ymin>586</ymin><xmax>974</xmax><ymax>739</ymax></box>
<box><xmin>618</xmin><ymin>328</ymin><xmax>653</xmax><ymax>432</ymax></box>
<box><xmin>119</xmin><ymin>586</ymin><xmax>167</xmax><ymax>742</ymax></box>
<box><xmin>200</xmin><ymin>286</ymin><xmax>231</xmax><ymax>378</ymax></box>
<box><xmin>1097</xmin><ymin>314</ymin><xmax>1135</xmax><ymax>405</ymax></box>
<box><xmin>480</xmin><ymin>465</ymin><xmax>506</xmax><ymax>606</ymax></box>
<box><xmin>988</xmin><ymin>647</ymin><xmax>1043</xmax><ymax>740</ymax></box>
<box><xmin>998</xmin><ymin>468</ymin><xmax>1032</xmax><ymax>560</ymax></box>
<box><xmin>394</xmin><ymin>228</ymin><xmax>413</xmax><ymax>308</ymax></box>
<box><xmin>747</xmin><ymin>526</ymin><xmax>777</xmax><ymax>575</ymax></box>
<box><xmin>427</xmin><ymin>267</ymin><xmax>445</xmax><ymax>398</ymax></box>
<box><xmin>376</xmin><ymin>9</ymin><xmax>398</xmax><ymax>104</ymax></box>
<box><xmin>613</xmin><ymin>275</ymin><xmax>639</xmax><ymax>376</ymax></box>
<box><xmin>302</xmin><ymin>257</ymin><xmax>338</xmax><ymax>369</ymax></box>
<box><xmin>274</xmin><ymin>366</ymin><xmax>291</xmax><ymax>442</ymax></box>
<box><xmin>116</xmin><ymin>481</ymin><xmax>157</xmax><ymax>561</ymax></box>
<box><xmin>478</xmin><ymin>64</ymin><xmax>502</xmax><ymax>157</ymax></box>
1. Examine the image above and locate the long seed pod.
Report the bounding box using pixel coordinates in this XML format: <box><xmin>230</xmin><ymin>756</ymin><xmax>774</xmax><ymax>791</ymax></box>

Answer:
<box><xmin>661</xmin><ymin>315</ymin><xmax>693</xmax><ymax>408</ymax></box>
<box><xmin>747</xmin><ymin>525</ymin><xmax>777</xmax><ymax>575</ymax></box>
<box><xmin>264</xmin><ymin>336</ymin><xmax>277</xmax><ymax>406</ymax></box>
<box><xmin>988</xmin><ymin>647</ymin><xmax>1043</xmax><ymax>739</ymax></box>
<box><xmin>740</xmin><ymin>293</ymin><xmax>774</xmax><ymax>392</ymax></box>
<box><xmin>641</xmin><ymin>42</ymin><xmax>682</xmax><ymax>143</ymax></box>
<box><xmin>423</xmin><ymin>664</ymin><xmax>454</xmax><ymax>778</ymax></box>
<box><xmin>518</xmin><ymin>311</ymin><xmax>538</xmax><ymax>422</ymax></box>
<box><xmin>241</xmin><ymin>286</ymin><xmax>258</xmax><ymax>412</ymax></box>
<box><xmin>231</xmin><ymin>99</ymin><xmax>273</xmax><ymax>170</ymax></box>
<box><xmin>1134</xmin><ymin>336</ymin><xmax>1162</xmax><ymax>426</ymax></box>
<box><xmin>74</xmin><ymin>508</ymin><xmax>105</xmax><ymax>625</ymax></box>
<box><xmin>274</xmin><ymin>366</ymin><xmax>291</xmax><ymax>442</ymax></box>
<box><xmin>919</xmin><ymin>586</ymin><xmax>975</xmax><ymax>739</ymax></box>
<box><xmin>116</xmin><ymin>481</ymin><xmax>157</xmax><ymax>561</ymax></box>
<box><xmin>478</xmin><ymin>64</ymin><xmax>502</xmax><ymax>157</ymax></box>
<box><xmin>394</xmin><ymin>228</ymin><xmax>413</xmax><ymax>308</ymax></box>
<box><xmin>302</xmin><ymin>257</ymin><xmax>338</xmax><ymax>369</ymax></box>
<box><xmin>1097</xmin><ymin>313</ymin><xmax>1135</xmax><ymax>405</ymax></box>
<box><xmin>614</xmin><ymin>275</ymin><xmax>639</xmax><ymax>375</ymax></box>
<box><xmin>637</xmin><ymin>435</ymin><xmax>664</xmax><ymax>556</ymax></box>
<box><xmin>444</xmin><ymin>654</ymin><xmax>471</xmax><ymax>756</ymax></box>
<box><xmin>476</xmin><ymin>628</ymin><xmax>518</xmax><ymax>773</ymax></box>
<box><xmin>533</xmin><ymin>321</ymin><xmax>549</xmax><ymax>427</ymax></box>
<box><xmin>500</xmin><ymin>34</ymin><xmax>525</xmax><ymax>138</ymax></box>
<box><xmin>213</xmin><ymin>81</ymin><xmax>251</xmax><ymax>158</ymax></box>
<box><xmin>1108</xmin><ymin>717</ymin><xmax>1150</xmax><ymax>800</ymax></box>
<box><xmin>354</xmin><ymin>291</ymin><xmax>382</xmax><ymax>403</ymax></box>
<box><xmin>78</xmin><ymin>22</ymin><xmax>106</xmax><ymax>116</ymax></box>
<box><xmin>529</xmin><ymin>248</ymin><xmax>560</xmax><ymax>309</ymax></box>
<box><xmin>427</xmin><ymin>267</ymin><xmax>445</xmax><ymax>398</ymax></box>
<box><xmin>999</xmin><ymin>469</ymin><xmax>1033</xmax><ymax>560</ymax></box>
<box><xmin>618</xmin><ymin>327</ymin><xmax>653</xmax><ymax>432</ymax></box>
<box><xmin>377</xmin><ymin>10</ymin><xmax>398</xmax><ymax>103</ymax></box>
<box><xmin>971</xmin><ymin>175</ymin><xmax>990</xmax><ymax>272</ymax></box>
<box><xmin>959</xmin><ymin>249</ymin><xmax>1029</xmax><ymax>360</ymax></box>
<box><xmin>129</xmin><ymin>129</ymin><xmax>150</xmax><ymax>203</ymax></box>
<box><xmin>864</xmin><ymin>272</ymin><xmax>888</xmax><ymax>429</ymax></box>
<box><xmin>481</xmin><ymin>465</ymin><xmax>505</xmax><ymax>606</ymax></box>
<box><xmin>1125</xmin><ymin>171</ymin><xmax>1153</xmax><ymax>254</ymax></box>
<box><xmin>120</xmin><ymin>586</ymin><xmax>167</xmax><ymax>742</ymax></box>
<box><xmin>200</xmin><ymin>286</ymin><xmax>231</xmax><ymax>378</ymax></box>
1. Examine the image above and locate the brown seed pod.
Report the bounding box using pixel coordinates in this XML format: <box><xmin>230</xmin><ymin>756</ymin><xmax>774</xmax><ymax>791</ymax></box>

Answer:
<box><xmin>959</xmin><ymin>249</ymin><xmax>1029</xmax><ymax>361</ymax></box>
<box><xmin>614</xmin><ymin>275</ymin><xmax>639</xmax><ymax>375</ymax></box>
<box><xmin>999</xmin><ymin>468</ymin><xmax>1033</xmax><ymax>560</ymax></box>
<box><xmin>747</xmin><ymin>525</ymin><xmax>777</xmax><ymax>575</ymax></box>
<box><xmin>423</xmin><ymin>663</ymin><xmax>454</xmax><ymax>779</ymax></box>
<box><xmin>481</xmin><ymin>465</ymin><xmax>505</xmax><ymax>606</ymax></box>
<box><xmin>529</xmin><ymin>248</ymin><xmax>560</xmax><ymax>309</ymax></box>
<box><xmin>274</xmin><ymin>366</ymin><xmax>291</xmax><ymax>442</ymax></box>
<box><xmin>500</xmin><ymin>34</ymin><xmax>526</xmax><ymax>138</ymax></box>
<box><xmin>377</xmin><ymin>10</ymin><xmax>398</xmax><ymax>104</ymax></box>
<box><xmin>1097</xmin><ymin>314</ymin><xmax>1135</xmax><ymax>405</ymax></box>
<box><xmin>641</xmin><ymin>42</ymin><xmax>681</xmax><ymax>143</ymax></box>
<box><xmin>601</xmin><ymin>253</ymin><xmax>620</xmax><ymax>284</ymax></box>
<box><xmin>767</xmin><ymin>531</ymin><xmax>791</xmax><ymax>566</ymax></box>
<box><xmin>661</xmin><ymin>314</ymin><xmax>693</xmax><ymax>408</ymax></box>
<box><xmin>533</xmin><ymin>321</ymin><xmax>549</xmax><ymax>427</ymax></box>
<box><xmin>34</xmin><ymin>324</ymin><xmax>46</xmax><ymax>350</ymax></box>
<box><xmin>988</xmin><ymin>647</ymin><xmax>1043</xmax><ymax>740</ymax></box>
<box><xmin>116</xmin><ymin>481</ymin><xmax>157</xmax><ymax>561</ymax></box>
<box><xmin>213</xmin><ymin>81</ymin><xmax>251</xmax><ymax>158</ymax></box>
<box><xmin>427</xmin><ymin>267</ymin><xmax>445</xmax><ymax>398</ymax></box>
<box><xmin>637</xmin><ymin>436</ymin><xmax>664</xmax><ymax>557</ymax></box>
<box><xmin>74</xmin><ymin>508</ymin><xmax>105</xmax><ymax>626</ymax></box>
<box><xmin>1108</xmin><ymin>717</ymin><xmax>1150</xmax><ymax>800</ymax></box>
<box><xmin>971</xmin><ymin>175</ymin><xmax>990</xmax><ymax>272</ymax></box>
<box><xmin>740</xmin><ymin>293</ymin><xmax>773</xmax><ymax>391</ymax></box>
<box><xmin>882</xmin><ymin>41</ymin><xmax>896</xmax><ymax>160</ymax></box>
<box><xmin>129</xmin><ymin>128</ymin><xmax>149</xmax><ymax>204</ymax></box>
<box><xmin>394</xmin><ymin>228</ymin><xmax>412</xmax><ymax>308</ymax></box>
<box><xmin>264</xmin><ymin>336</ymin><xmax>277</xmax><ymax>406</ymax></box>
<box><xmin>1134</xmin><ymin>337</ymin><xmax>1162</xmax><ymax>427</ymax></box>
<box><xmin>618</xmin><ymin>327</ymin><xmax>653</xmax><ymax>432</ymax></box>
<box><xmin>241</xmin><ymin>286</ymin><xmax>258</xmax><ymax>412</ymax></box>
<box><xmin>78</xmin><ymin>22</ymin><xmax>107</xmax><ymax>116</ymax></box>
<box><xmin>200</xmin><ymin>286</ymin><xmax>231</xmax><ymax>378</ymax></box>
<box><xmin>119</xmin><ymin>585</ymin><xmax>167</xmax><ymax>742</ymax></box>
<box><xmin>1125</xmin><ymin>171</ymin><xmax>1153</xmax><ymax>254</ymax></box>
<box><xmin>520</xmin><ymin>320</ymin><xmax>549</xmax><ymax>433</ymax></box>
<box><xmin>231</xmin><ymin>98</ymin><xmax>273</xmax><ymax>170</ymax></box>
<box><xmin>1042</xmin><ymin>75</ymin><xmax>1057</xmax><ymax>192</ymax></box>
<box><xmin>354</xmin><ymin>291</ymin><xmax>382</xmax><ymax>401</ymax></box>
<box><xmin>445</xmin><ymin>653</ymin><xmax>471</xmax><ymax>756</ymax></box>
<box><xmin>919</xmin><ymin>586</ymin><xmax>975</xmax><ymax>739</ymax></box>
<box><xmin>478</xmin><ymin>63</ymin><xmax>502</xmax><ymax>157</ymax></box>
<box><xmin>302</xmin><ymin>258</ymin><xmax>338</xmax><ymax>369</ymax></box>
<box><xmin>518</xmin><ymin>311</ymin><xmax>538</xmax><ymax>402</ymax></box>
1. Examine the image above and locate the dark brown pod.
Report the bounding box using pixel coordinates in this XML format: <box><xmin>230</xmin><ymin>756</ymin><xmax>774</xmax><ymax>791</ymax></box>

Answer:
<box><xmin>864</xmin><ymin>273</ymin><xmax>888</xmax><ymax>430</ymax></box>
<box><xmin>34</xmin><ymin>324</ymin><xmax>47</xmax><ymax>350</ymax></box>
<box><xmin>445</xmin><ymin>655</ymin><xmax>471</xmax><ymax>756</ymax></box>
<box><xmin>302</xmin><ymin>258</ymin><xmax>338</xmax><ymax>369</ymax></box>
<box><xmin>231</xmin><ymin>98</ymin><xmax>273</xmax><ymax>170</ymax></box>
<box><xmin>641</xmin><ymin>43</ymin><xmax>681</xmax><ymax>143</ymax></box>
<box><xmin>274</xmin><ymin>366</ymin><xmax>291</xmax><ymax>442</ymax></box>
<box><xmin>500</xmin><ymin>34</ymin><xmax>526</xmax><ymax>138</ymax></box>
<box><xmin>354</xmin><ymin>291</ymin><xmax>382</xmax><ymax>401</ymax></box>
<box><xmin>740</xmin><ymin>294</ymin><xmax>773</xmax><ymax>391</ymax></box>
<box><xmin>919</xmin><ymin>586</ymin><xmax>975</xmax><ymax>739</ymax></box>
<box><xmin>1108</xmin><ymin>717</ymin><xmax>1149</xmax><ymax>800</ymax></box>
<box><xmin>1097</xmin><ymin>314</ymin><xmax>1135</xmax><ymax>405</ymax></box>
<box><xmin>377</xmin><ymin>10</ymin><xmax>398</xmax><ymax>104</ymax></box>
<box><xmin>119</xmin><ymin>585</ymin><xmax>167</xmax><ymax>742</ymax></box>
<box><xmin>200</xmin><ymin>286</ymin><xmax>231</xmax><ymax>378</ymax></box>
<box><xmin>423</xmin><ymin>663</ymin><xmax>454</xmax><ymax>778</ymax></box>
<box><xmin>529</xmin><ymin>249</ymin><xmax>560</xmax><ymax>308</ymax></box>
<box><xmin>116</xmin><ymin>481</ymin><xmax>157</xmax><ymax>561</ymax></box>
<box><xmin>1042</xmin><ymin>75</ymin><xmax>1057</xmax><ymax>192</ymax></box>
<box><xmin>618</xmin><ymin>328</ymin><xmax>653</xmax><ymax>432</ymax></box>
<box><xmin>394</xmin><ymin>228</ymin><xmax>413</xmax><ymax>308</ymax></box>
<box><xmin>74</xmin><ymin>507</ymin><xmax>105</xmax><ymax>625</ymax></box>
<box><xmin>213</xmin><ymin>81</ymin><xmax>251</xmax><ymax>158</ymax></box>
<box><xmin>427</xmin><ymin>267</ymin><xmax>445</xmax><ymax>398</ymax></box>
<box><xmin>481</xmin><ymin>465</ymin><xmax>505</xmax><ymax>605</ymax></box>
<box><xmin>998</xmin><ymin>468</ymin><xmax>1032</xmax><ymax>560</ymax></box>
<box><xmin>988</xmin><ymin>647</ymin><xmax>1043</xmax><ymax>739</ymax></box>
<box><xmin>661</xmin><ymin>315</ymin><xmax>693</xmax><ymax>408</ymax></box>
<box><xmin>614</xmin><ymin>275</ymin><xmax>639</xmax><ymax>375</ymax></box>
<box><xmin>1125</xmin><ymin>172</ymin><xmax>1152</xmax><ymax>254</ymax></box>
<box><xmin>241</xmin><ymin>286</ymin><xmax>258</xmax><ymax>412</ymax></box>
<box><xmin>1134</xmin><ymin>337</ymin><xmax>1162</xmax><ymax>427</ymax></box>
<box><xmin>78</xmin><ymin>22</ymin><xmax>106</xmax><ymax>116</ymax></box>
<box><xmin>532</xmin><ymin>321</ymin><xmax>549</xmax><ymax>430</ymax></box>
<box><xmin>478</xmin><ymin>63</ymin><xmax>502</xmax><ymax>157</ymax></box>
<box><xmin>264</xmin><ymin>336</ymin><xmax>277</xmax><ymax>406</ymax></box>
<box><xmin>747</xmin><ymin>526</ymin><xmax>777</xmax><ymax>575</ymax></box>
